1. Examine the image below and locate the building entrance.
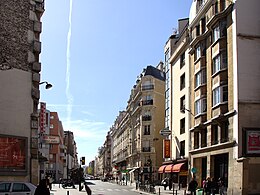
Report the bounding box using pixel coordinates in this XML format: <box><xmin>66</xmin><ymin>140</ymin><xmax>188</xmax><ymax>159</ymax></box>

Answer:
<box><xmin>213</xmin><ymin>153</ymin><xmax>228</xmax><ymax>187</ymax></box>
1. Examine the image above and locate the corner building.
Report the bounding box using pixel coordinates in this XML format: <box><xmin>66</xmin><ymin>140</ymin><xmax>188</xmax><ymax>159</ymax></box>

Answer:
<box><xmin>0</xmin><ymin>0</ymin><xmax>45</xmax><ymax>184</ymax></box>
<box><xmin>188</xmin><ymin>0</ymin><xmax>260</xmax><ymax>194</ymax></box>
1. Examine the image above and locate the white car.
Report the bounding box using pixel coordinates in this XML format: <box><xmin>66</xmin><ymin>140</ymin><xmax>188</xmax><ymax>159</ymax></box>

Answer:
<box><xmin>0</xmin><ymin>181</ymin><xmax>37</xmax><ymax>195</ymax></box>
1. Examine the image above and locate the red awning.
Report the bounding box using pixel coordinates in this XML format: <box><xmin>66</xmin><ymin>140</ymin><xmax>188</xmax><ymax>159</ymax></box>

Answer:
<box><xmin>158</xmin><ymin>165</ymin><xmax>167</xmax><ymax>173</ymax></box>
<box><xmin>164</xmin><ymin>164</ymin><xmax>174</xmax><ymax>173</ymax></box>
<box><xmin>172</xmin><ymin>163</ymin><xmax>185</xmax><ymax>172</ymax></box>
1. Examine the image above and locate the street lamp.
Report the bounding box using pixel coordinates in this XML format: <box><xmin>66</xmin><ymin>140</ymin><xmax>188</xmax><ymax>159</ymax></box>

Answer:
<box><xmin>39</xmin><ymin>81</ymin><xmax>52</xmax><ymax>89</ymax></box>
<box><xmin>180</xmin><ymin>107</ymin><xmax>194</xmax><ymax>116</ymax></box>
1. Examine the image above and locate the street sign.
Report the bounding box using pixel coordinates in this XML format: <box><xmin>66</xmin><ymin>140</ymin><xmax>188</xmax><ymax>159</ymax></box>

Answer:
<box><xmin>160</xmin><ymin>128</ymin><xmax>171</xmax><ymax>136</ymax></box>
<box><xmin>191</xmin><ymin>167</ymin><xmax>197</xmax><ymax>173</ymax></box>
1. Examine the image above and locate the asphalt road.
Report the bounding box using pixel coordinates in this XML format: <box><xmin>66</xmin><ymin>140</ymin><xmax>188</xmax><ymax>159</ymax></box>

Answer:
<box><xmin>51</xmin><ymin>180</ymin><xmax>142</xmax><ymax>195</ymax></box>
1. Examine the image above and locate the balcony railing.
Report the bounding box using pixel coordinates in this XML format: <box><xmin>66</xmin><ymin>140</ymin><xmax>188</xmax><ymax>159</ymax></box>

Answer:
<box><xmin>142</xmin><ymin>85</ymin><xmax>154</xmax><ymax>91</ymax></box>
<box><xmin>142</xmin><ymin>100</ymin><xmax>153</xmax><ymax>106</ymax></box>
<box><xmin>142</xmin><ymin>147</ymin><xmax>151</xmax><ymax>152</ymax></box>
<box><xmin>142</xmin><ymin>115</ymin><xmax>152</xmax><ymax>121</ymax></box>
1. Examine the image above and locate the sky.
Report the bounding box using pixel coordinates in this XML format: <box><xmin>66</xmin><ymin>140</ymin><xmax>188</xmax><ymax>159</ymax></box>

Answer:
<box><xmin>40</xmin><ymin>0</ymin><xmax>192</xmax><ymax>164</ymax></box>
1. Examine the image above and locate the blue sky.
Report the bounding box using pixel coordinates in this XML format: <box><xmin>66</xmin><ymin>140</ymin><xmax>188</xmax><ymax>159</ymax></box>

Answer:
<box><xmin>40</xmin><ymin>0</ymin><xmax>192</xmax><ymax>164</ymax></box>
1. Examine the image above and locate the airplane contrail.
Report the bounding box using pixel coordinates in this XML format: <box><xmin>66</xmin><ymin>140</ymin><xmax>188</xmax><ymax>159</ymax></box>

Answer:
<box><xmin>66</xmin><ymin>0</ymin><xmax>73</xmax><ymax>129</ymax></box>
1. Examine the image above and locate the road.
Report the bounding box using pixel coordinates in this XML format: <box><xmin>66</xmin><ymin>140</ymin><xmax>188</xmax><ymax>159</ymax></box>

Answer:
<box><xmin>51</xmin><ymin>180</ymin><xmax>142</xmax><ymax>195</ymax></box>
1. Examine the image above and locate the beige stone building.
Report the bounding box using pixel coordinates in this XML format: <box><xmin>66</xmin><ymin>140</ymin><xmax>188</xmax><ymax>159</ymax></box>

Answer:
<box><xmin>160</xmin><ymin>18</ymin><xmax>190</xmax><ymax>188</ymax></box>
<box><xmin>111</xmin><ymin>64</ymin><xmax>165</xmax><ymax>184</ymax></box>
<box><xmin>188</xmin><ymin>0</ymin><xmax>260</xmax><ymax>194</ymax></box>
<box><xmin>0</xmin><ymin>0</ymin><xmax>45</xmax><ymax>184</ymax></box>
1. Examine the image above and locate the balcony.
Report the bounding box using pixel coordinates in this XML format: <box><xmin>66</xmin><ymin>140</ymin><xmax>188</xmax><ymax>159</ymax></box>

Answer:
<box><xmin>141</xmin><ymin>99</ymin><xmax>153</xmax><ymax>106</ymax></box>
<box><xmin>142</xmin><ymin>147</ymin><xmax>151</xmax><ymax>152</ymax></box>
<box><xmin>142</xmin><ymin>85</ymin><xmax>154</xmax><ymax>91</ymax></box>
<box><xmin>142</xmin><ymin>115</ymin><xmax>152</xmax><ymax>121</ymax></box>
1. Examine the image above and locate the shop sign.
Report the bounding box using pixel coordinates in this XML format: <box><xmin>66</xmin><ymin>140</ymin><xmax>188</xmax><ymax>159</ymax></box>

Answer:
<box><xmin>164</xmin><ymin>139</ymin><xmax>170</xmax><ymax>158</ymax></box>
<box><xmin>179</xmin><ymin>171</ymin><xmax>188</xmax><ymax>176</ymax></box>
<box><xmin>43</xmin><ymin>135</ymin><xmax>60</xmax><ymax>144</ymax></box>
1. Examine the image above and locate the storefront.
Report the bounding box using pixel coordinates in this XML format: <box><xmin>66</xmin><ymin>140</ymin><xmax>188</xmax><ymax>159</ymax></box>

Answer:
<box><xmin>158</xmin><ymin>161</ymin><xmax>188</xmax><ymax>188</ymax></box>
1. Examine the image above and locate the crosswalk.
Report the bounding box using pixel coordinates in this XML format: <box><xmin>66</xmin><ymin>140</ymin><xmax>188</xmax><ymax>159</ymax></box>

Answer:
<box><xmin>91</xmin><ymin>188</ymin><xmax>134</xmax><ymax>193</ymax></box>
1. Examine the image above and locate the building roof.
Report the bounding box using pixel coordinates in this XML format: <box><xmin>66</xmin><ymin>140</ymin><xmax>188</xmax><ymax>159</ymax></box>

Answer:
<box><xmin>144</xmin><ymin>65</ymin><xmax>165</xmax><ymax>81</ymax></box>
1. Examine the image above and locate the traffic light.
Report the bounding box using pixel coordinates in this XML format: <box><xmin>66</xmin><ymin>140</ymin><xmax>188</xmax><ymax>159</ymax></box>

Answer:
<box><xmin>81</xmin><ymin>157</ymin><xmax>85</xmax><ymax>165</ymax></box>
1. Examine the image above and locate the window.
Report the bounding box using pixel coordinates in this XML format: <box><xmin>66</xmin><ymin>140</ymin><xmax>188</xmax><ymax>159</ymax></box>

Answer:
<box><xmin>180</xmin><ymin>141</ymin><xmax>185</xmax><ymax>156</ymax></box>
<box><xmin>0</xmin><ymin>183</ymin><xmax>11</xmax><ymax>192</ymax></box>
<box><xmin>165</xmin><ymin>108</ymin><xmax>170</xmax><ymax>128</ymax></box>
<box><xmin>213</xmin><ymin>85</ymin><xmax>228</xmax><ymax>106</ymax></box>
<box><xmin>180</xmin><ymin>118</ymin><xmax>185</xmax><ymax>134</ymax></box>
<box><xmin>50</xmin><ymin>115</ymin><xmax>54</xmax><ymax>119</ymax></box>
<box><xmin>49</xmin><ymin>154</ymin><xmax>53</xmax><ymax>159</ymax></box>
<box><xmin>12</xmin><ymin>183</ymin><xmax>30</xmax><ymax>192</ymax></box>
<box><xmin>212</xmin><ymin>51</ymin><xmax>227</xmax><ymax>74</ymax></box>
<box><xmin>144</xmin><ymin>125</ymin><xmax>150</xmax><ymax>135</ymax></box>
<box><xmin>194</xmin><ymin>132</ymin><xmax>199</xmax><ymax>149</ymax></box>
<box><xmin>196</xmin><ymin>25</ymin><xmax>200</xmax><ymax>36</ymax></box>
<box><xmin>180</xmin><ymin>52</ymin><xmax>185</xmax><ymax>68</ymax></box>
<box><xmin>211</xmin><ymin>124</ymin><xmax>219</xmax><ymax>145</ymax></box>
<box><xmin>195</xmin><ymin>45</ymin><xmax>201</xmax><ymax>60</ymax></box>
<box><xmin>180</xmin><ymin>96</ymin><xmax>185</xmax><ymax>111</ymax></box>
<box><xmin>50</xmin><ymin>124</ymin><xmax>54</xmax><ymax>129</ymax></box>
<box><xmin>220</xmin><ymin>122</ymin><xmax>229</xmax><ymax>143</ymax></box>
<box><xmin>195</xmin><ymin>98</ymin><xmax>207</xmax><ymax>115</ymax></box>
<box><xmin>201</xmin><ymin>128</ymin><xmax>207</xmax><ymax>147</ymax></box>
<box><xmin>195</xmin><ymin>69</ymin><xmax>206</xmax><ymax>88</ymax></box>
<box><xmin>201</xmin><ymin>17</ymin><xmax>206</xmax><ymax>34</ymax></box>
<box><xmin>180</xmin><ymin>73</ymin><xmax>185</xmax><ymax>90</ymax></box>
<box><xmin>213</xmin><ymin>25</ymin><xmax>220</xmax><ymax>43</ymax></box>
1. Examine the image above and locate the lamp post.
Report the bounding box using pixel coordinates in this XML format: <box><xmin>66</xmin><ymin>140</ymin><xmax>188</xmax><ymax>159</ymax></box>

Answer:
<box><xmin>39</xmin><ymin>81</ymin><xmax>52</xmax><ymax>89</ymax></box>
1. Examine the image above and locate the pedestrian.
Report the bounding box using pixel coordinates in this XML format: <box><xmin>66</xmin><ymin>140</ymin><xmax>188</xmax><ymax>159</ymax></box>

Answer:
<box><xmin>34</xmin><ymin>179</ymin><xmax>50</xmax><ymax>195</ymax></box>
<box><xmin>162</xmin><ymin>177</ymin><xmax>168</xmax><ymax>190</ymax></box>
<box><xmin>188</xmin><ymin>177</ymin><xmax>198</xmax><ymax>195</ymax></box>
<box><xmin>169</xmin><ymin>178</ymin><xmax>173</xmax><ymax>190</ymax></box>
<box><xmin>84</xmin><ymin>181</ymin><xmax>92</xmax><ymax>195</ymax></box>
<box><xmin>211</xmin><ymin>177</ymin><xmax>218</xmax><ymax>195</ymax></box>
<box><xmin>218</xmin><ymin>177</ymin><xmax>225</xmax><ymax>195</ymax></box>
<box><xmin>202</xmin><ymin>178</ymin><xmax>206</xmax><ymax>195</ymax></box>
<box><xmin>204</xmin><ymin>177</ymin><xmax>212</xmax><ymax>195</ymax></box>
<box><xmin>122</xmin><ymin>176</ymin><xmax>125</xmax><ymax>185</ymax></box>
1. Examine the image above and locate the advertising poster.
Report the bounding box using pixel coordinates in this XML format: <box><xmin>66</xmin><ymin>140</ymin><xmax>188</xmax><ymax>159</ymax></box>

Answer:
<box><xmin>0</xmin><ymin>136</ymin><xmax>26</xmax><ymax>170</ymax></box>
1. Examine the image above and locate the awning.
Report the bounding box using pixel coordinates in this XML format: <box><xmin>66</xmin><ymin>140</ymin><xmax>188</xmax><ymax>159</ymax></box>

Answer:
<box><xmin>158</xmin><ymin>165</ymin><xmax>167</xmax><ymax>173</ymax></box>
<box><xmin>164</xmin><ymin>164</ymin><xmax>174</xmax><ymax>173</ymax></box>
<box><xmin>172</xmin><ymin>163</ymin><xmax>185</xmax><ymax>172</ymax></box>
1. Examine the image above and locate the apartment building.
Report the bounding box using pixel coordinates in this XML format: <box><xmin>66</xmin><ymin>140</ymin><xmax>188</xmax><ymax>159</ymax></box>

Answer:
<box><xmin>0</xmin><ymin>0</ymin><xmax>45</xmax><ymax>184</ymax></box>
<box><xmin>111</xmin><ymin>65</ymin><xmax>165</xmax><ymax>184</ymax></box>
<box><xmin>160</xmin><ymin>18</ymin><xmax>190</xmax><ymax>188</ymax></box>
<box><xmin>45</xmin><ymin>112</ymin><xmax>66</xmax><ymax>182</ymax></box>
<box><xmin>188</xmin><ymin>0</ymin><xmax>260</xmax><ymax>194</ymax></box>
<box><xmin>64</xmin><ymin>131</ymin><xmax>78</xmax><ymax>179</ymax></box>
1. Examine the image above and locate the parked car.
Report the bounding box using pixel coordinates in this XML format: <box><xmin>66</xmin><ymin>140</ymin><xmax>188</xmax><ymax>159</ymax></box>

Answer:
<box><xmin>0</xmin><ymin>181</ymin><xmax>36</xmax><ymax>195</ymax></box>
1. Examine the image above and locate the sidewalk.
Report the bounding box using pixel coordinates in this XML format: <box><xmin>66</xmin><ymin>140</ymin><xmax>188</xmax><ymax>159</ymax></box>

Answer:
<box><xmin>113</xmin><ymin>181</ymin><xmax>187</xmax><ymax>195</ymax></box>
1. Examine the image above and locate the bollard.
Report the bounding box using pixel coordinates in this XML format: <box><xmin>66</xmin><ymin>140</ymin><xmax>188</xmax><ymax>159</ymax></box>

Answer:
<box><xmin>184</xmin><ymin>189</ymin><xmax>186</xmax><ymax>195</ymax></box>
<box><xmin>173</xmin><ymin>183</ymin><xmax>175</xmax><ymax>194</ymax></box>
<box><xmin>159</xmin><ymin>187</ymin><xmax>160</xmax><ymax>195</ymax></box>
<box><xmin>175</xmin><ymin>190</ymin><xmax>178</xmax><ymax>195</ymax></box>
<box><xmin>67</xmin><ymin>191</ymin><xmax>69</xmax><ymax>195</ymax></box>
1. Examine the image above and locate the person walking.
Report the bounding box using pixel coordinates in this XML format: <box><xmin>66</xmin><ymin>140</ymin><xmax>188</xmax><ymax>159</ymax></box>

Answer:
<box><xmin>34</xmin><ymin>179</ymin><xmax>50</xmax><ymax>195</ymax></box>
<box><xmin>162</xmin><ymin>177</ymin><xmax>168</xmax><ymax>190</ymax></box>
<box><xmin>218</xmin><ymin>177</ymin><xmax>225</xmax><ymax>195</ymax></box>
<box><xmin>204</xmin><ymin>177</ymin><xmax>212</xmax><ymax>195</ymax></box>
<box><xmin>188</xmin><ymin>177</ymin><xmax>198</xmax><ymax>195</ymax></box>
<box><xmin>169</xmin><ymin>178</ymin><xmax>173</xmax><ymax>190</ymax></box>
